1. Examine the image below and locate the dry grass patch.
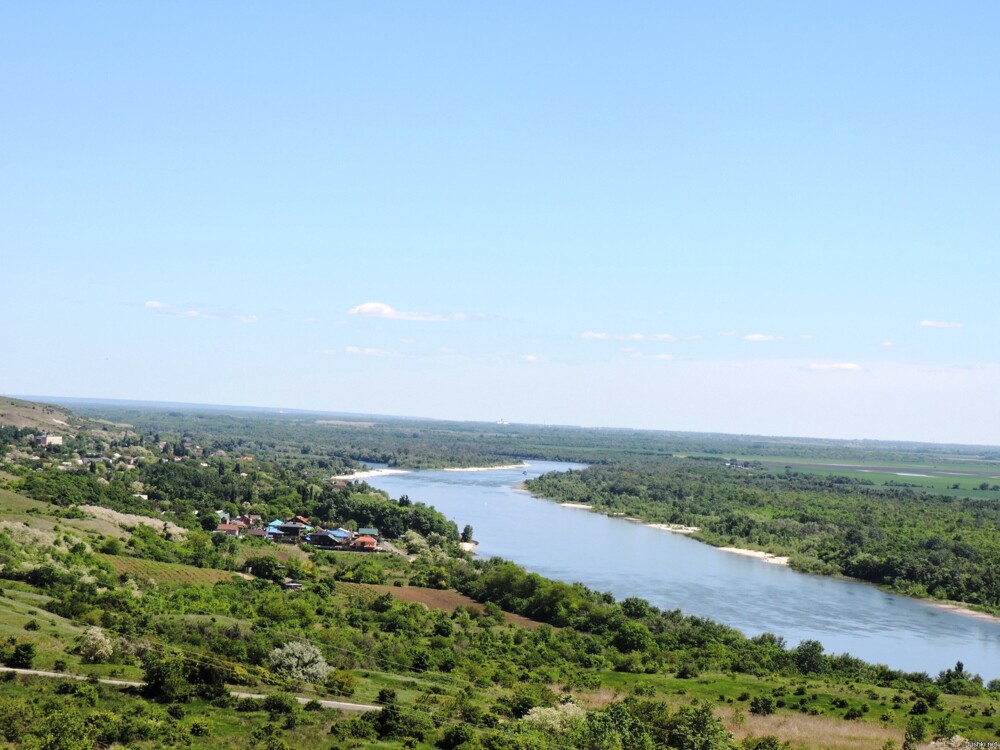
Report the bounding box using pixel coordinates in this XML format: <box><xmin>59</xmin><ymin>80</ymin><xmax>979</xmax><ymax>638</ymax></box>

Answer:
<box><xmin>728</xmin><ymin>710</ymin><xmax>904</xmax><ymax>750</ymax></box>
<box><xmin>79</xmin><ymin>506</ymin><xmax>186</xmax><ymax>537</ymax></box>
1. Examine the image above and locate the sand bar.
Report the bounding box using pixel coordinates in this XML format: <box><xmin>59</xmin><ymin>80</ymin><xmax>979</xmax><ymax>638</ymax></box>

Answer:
<box><xmin>443</xmin><ymin>463</ymin><xmax>526</xmax><ymax>472</ymax></box>
<box><xmin>646</xmin><ymin>523</ymin><xmax>700</xmax><ymax>535</ymax></box>
<box><xmin>559</xmin><ymin>502</ymin><xmax>592</xmax><ymax>509</ymax></box>
<box><xmin>924</xmin><ymin>600</ymin><xmax>1000</xmax><ymax>624</ymax></box>
<box><xmin>718</xmin><ymin>547</ymin><xmax>790</xmax><ymax>566</ymax></box>
<box><xmin>330</xmin><ymin>468</ymin><xmax>410</xmax><ymax>481</ymax></box>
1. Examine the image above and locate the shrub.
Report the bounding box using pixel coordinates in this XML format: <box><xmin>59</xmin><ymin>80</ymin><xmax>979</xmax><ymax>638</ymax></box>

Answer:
<box><xmin>325</xmin><ymin>669</ymin><xmax>359</xmax><ymax>697</ymax></box>
<box><xmin>750</xmin><ymin>696</ymin><xmax>776</xmax><ymax>716</ymax></box>
<box><xmin>79</xmin><ymin>627</ymin><xmax>114</xmax><ymax>663</ymax></box>
<box><xmin>268</xmin><ymin>641</ymin><xmax>330</xmax><ymax>683</ymax></box>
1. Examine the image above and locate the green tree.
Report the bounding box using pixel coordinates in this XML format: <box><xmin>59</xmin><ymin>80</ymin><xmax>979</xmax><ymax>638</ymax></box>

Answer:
<box><xmin>667</xmin><ymin>702</ymin><xmax>736</xmax><ymax>750</ymax></box>
<box><xmin>141</xmin><ymin>649</ymin><xmax>191</xmax><ymax>702</ymax></box>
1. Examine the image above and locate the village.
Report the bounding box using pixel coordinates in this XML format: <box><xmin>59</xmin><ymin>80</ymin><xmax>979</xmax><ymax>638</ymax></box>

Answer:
<box><xmin>213</xmin><ymin>512</ymin><xmax>382</xmax><ymax>553</ymax></box>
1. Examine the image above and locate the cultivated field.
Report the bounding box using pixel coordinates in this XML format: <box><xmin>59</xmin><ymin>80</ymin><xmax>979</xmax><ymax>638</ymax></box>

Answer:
<box><xmin>96</xmin><ymin>554</ymin><xmax>245</xmax><ymax>585</ymax></box>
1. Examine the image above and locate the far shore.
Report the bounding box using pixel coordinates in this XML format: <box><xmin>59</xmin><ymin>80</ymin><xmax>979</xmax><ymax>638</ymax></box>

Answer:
<box><xmin>718</xmin><ymin>547</ymin><xmax>790</xmax><ymax>566</ymax></box>
<box><xmin>443</xmin><ymin>463</ymin><xmax>526</xmax><ymax>473</ymax></box>
<box><xmin>330</xmin><ymin>468</ymin><xmax>410</xmax><ymax>481</ymax></box>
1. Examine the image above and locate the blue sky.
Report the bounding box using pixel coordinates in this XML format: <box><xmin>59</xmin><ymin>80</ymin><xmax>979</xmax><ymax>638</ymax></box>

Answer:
<box><xmin>2</xmin><ymin>2</ymin><xmax>998</xmax><ymax>444</ymax></box>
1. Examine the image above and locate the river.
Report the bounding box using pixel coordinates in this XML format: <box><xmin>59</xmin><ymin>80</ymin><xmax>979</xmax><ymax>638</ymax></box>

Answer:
<box><xmin>365</xmin><ymin>460</ymin><xmax>1000</xmax><ymax>680</ymax></box>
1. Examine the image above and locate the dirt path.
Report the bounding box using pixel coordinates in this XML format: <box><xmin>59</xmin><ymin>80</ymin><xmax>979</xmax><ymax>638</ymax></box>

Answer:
<box><xmin>0</xmin><ymin>666</ymin><xmax>379</xmax><ymax>712</ymax></box>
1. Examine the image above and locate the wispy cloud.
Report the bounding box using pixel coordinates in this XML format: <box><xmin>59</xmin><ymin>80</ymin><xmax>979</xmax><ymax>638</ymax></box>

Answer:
<box><xmin>345</xmin><ymin>345</ymin><xmax>397</xmax><ymax>357</ymax></box>
<box><xmin>180</xmin><ymin>309</ymin><xmax>217</xmax><ymax>320</ymax></box>
<box><xmin>744</xmin><ymin>333</ymin><xmax>776</xmax><ymax>342</ymax></box>
<box><xmin>581</xmin><ymin>331</ymin><xmax>676</xmax><ymax>342</ymax></box>
<box><xmin>632</xmin><ymin>352</ymin><xmax>673</xmax><ymax>361</ymax></box>
<box><xmin>919</xmin><ymin>320</ymin><xmax>963</xmax><ymax>329</ymax></box>
<box><xmin>809</xmin><ymin>362</ymin><xmax>862</xmax><ymax>371</ymax></box>
<box><xmin>348</xmin><ymin>301</ymin><xmax>465</xmax><ymax>322</ymax></box>
<box><xmin>233</xmin><ymin>314</ymin><xmax>258</xmax><ymax>324</ymax></box>
<box><xmin>882</xmin><ymin>341</ymin><xmax>894</xmax><ymax>348</ymax></box>
<box><xmin>520</xmin><ymin>354</ymin><xmax>539</xmax><ymax>362</ymax></box>
<box><xmin>302</xmin><ymin>317</ymin><xmax>318</xmax><ymax>324</ymax></box>
<box><xmin>144</xmin><ymin>300</ymin><xmax>168</xmax><ymax>309</ymax></box>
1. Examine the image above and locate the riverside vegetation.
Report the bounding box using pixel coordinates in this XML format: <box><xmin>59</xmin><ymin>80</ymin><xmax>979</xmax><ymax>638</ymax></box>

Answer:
<box><xmin>0</xmin><ymin>397</ymin><xmax>998</xmax><ymax>749</ymax></box>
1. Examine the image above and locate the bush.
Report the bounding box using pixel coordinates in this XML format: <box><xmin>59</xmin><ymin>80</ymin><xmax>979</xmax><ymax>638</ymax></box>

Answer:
<box><xmin>5</xmin><ymin>642</ymin><xmax>36</xmax><ymax>669</ymax></box>
<box><xmin>325</xmin><ymin>669</ymin><xmax>359</xmax><ymax>697</ymax></box>
<box><xmin>79</xmin><ymin>627</ymin><xmax>114</xmax><ymax>663</ymax></box>
<box><xmin>750</xmin><ymin>696</ymin><xmax>776</xmax><ymax>716</ymax></box>
<box><xmin>269</xmin><ymin>641</ymin><xmax>330</xmax><ymax>683</ymax></box>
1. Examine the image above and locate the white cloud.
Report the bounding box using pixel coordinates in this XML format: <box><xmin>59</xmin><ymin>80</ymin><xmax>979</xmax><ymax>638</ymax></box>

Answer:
<box><xmin>347</xmin><ymin>301</ymin><xmax>461</xmax><ymax>322</ymax></box>
<box><xmin>882</xmin><ymin>341</ymin><xmax>894</xmax><ymax>348</ymax></box>
<box><xmin>233</xmin><ymin>314</ymin><xmax>258</xmax><ymax>324</ymax></box>
<box><xmin>617</xmin><ymin>333</ymin><xmax>645</xmax><ymax>341</ymax></box>
<box><xmin>632</xmin><ymin>352</ymin><xmax>672</xmax><ymax>361</ymax></box>
<box><xmin>800</xmin><ymin>334</ymin><xmax>814</xmax><ymax>340</ymax></box>
<box><xmin>345</xmin><ymin>345</ymin><xmax>397</xmax><ymax>357</ymax></box>
<box><xmin>580</xmin><ymin>331</ymin><xmax>611</xmax><ymax>340</ymax></box>
<box><xmin>809</xmin><ymin>362</ymin><xmax>862</xmax><ymax>371</ymax></box>
<box><xmin>744</xmin><ymin>333</ymin><xmax>776</xmax><ymax>342</ymax></box>
<box><xmin>650</xmin><ymin>333</ymin><xmax>676</xmax><ymax>342</ymax></box>
<box><xmin>145</xmin><ymin>300</ymin><xmax>168</xmax><ymax>309</ymax></box>
<box><xmin>919</xmin><ymin>320</ymin><xmax>963</xmax><ymax>329</ymax></box>
<box><xmin>180</xmin><ymin>309</ymin><xmax>217</xmax><ymax>320</ymax></box>
<box><xmin>520</xmin><ymin>354</ymin><xmax>539</xmax><ymax>362</ymax></box>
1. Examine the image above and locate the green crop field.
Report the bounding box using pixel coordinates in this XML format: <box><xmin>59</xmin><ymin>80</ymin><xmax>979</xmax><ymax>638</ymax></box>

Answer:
<box><xmin>95</xmin><ymin>554</ymin><xmax>244</xmax><ymax>585</ymax></box>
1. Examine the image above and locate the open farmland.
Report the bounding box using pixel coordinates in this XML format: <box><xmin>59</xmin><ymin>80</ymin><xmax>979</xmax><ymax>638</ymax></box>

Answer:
<box><xmin>96</xmin><ymin>553</ymin><xmax>245</xmax><ymax>585</ymax></box>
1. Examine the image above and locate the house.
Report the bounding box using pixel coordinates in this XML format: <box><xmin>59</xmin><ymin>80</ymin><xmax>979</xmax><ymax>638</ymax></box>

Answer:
<box><xmin>305</xmin><ymin>528</ymin><xmax>352</xmax><ymax>549</ymax></box>
<box><xmin>35</xmin><ymin>435</ymin><xmax>63</xmax><ymax>447</ymax></box>
<box><xmin>247</xmin><ymin>528</ymin><xmax>269</xmax><ymax>540</ymax></box>
<box><xmin>358</xmin><ymin>527</ymin><xmax>381</xmax><ymax>543</ymax></box>
<box><xmin>289</xmin><ymin>515</ymin><xmax>311</xmax><ymax>526</ymax></box>
<box><xmin>215</xmin><ymin>523</ymin><xmax>242</xmax><ymax>537</ymax></box>
<box><xmin>282</xmin><ymin>578</ymin><xmax>303</xmax><ymax>591</ymax></box>
<box><xmin>351</xmin><ymin>535</ymin><xmax>377</xmax><ymax>552</ymax></box>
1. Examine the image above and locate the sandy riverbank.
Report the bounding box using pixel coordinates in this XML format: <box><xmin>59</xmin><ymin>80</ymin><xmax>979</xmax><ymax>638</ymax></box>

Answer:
<box><xmin>924</xmin><ymin>600</ymin><xmax>1000</xmax><ymax>624</ymax></box>
<box><xmin>646</xmin><ymin>523</ymin><xmax>701</xmax><ymax>535</ymax></box>
<box><xmin>718</xmin><ymin>547</ymin><xmax>790</xmax><ymax>566</ymax></box>
<box><xmin>559</xmin><ymin>502</ymin><xmax>592</xmax><ymax>509</ymax></box>
<box><xmin>443</xmin><ymin>463</ymin><xmax>526</xmax><ymax>472</ymax></box>
<box><xmin>330</xmin><ymin>468</ymin><xmax>411</xmax><ymax>480</ymax></box>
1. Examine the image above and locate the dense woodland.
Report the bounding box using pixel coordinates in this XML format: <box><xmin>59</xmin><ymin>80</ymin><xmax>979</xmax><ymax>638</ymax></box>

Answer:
<box><xmin>0</xmin><ymin>398</ymin><xmax>998</xmax><ymax>749</ymax></box>
<box><xmin>526</xmin><ymin>462</ymin><xmax>1000</xmax><ymax>614</ymax></box>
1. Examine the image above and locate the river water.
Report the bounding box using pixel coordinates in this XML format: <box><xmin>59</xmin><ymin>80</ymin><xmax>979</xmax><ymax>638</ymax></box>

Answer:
<box><xmin>366</xmin><ymin>460</ymin><xmax>1000</xmax><ymax>680</ymax></box>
